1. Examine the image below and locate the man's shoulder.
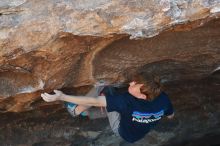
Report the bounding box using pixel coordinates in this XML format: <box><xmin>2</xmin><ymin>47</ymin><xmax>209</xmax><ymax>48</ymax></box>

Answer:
<box><xmin>114</xmin><ymin>91</ymin><xmax>130</xmax><ymax>97</ymax></box>
<box><xmin>105</xmin><ymin>91</ymin><xmax>130</xmax><ymax>99</ymax></box>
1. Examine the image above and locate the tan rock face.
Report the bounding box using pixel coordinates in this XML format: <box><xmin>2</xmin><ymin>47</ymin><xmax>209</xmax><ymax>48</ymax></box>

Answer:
<box><xmin>0</xmin><ymin>0</ymin><xmax>220</xmax><ymax>113</ymax></box>
<box><xmin>0</xmin><ymin>19</ymin><xmax>219</xmax><ymax>112</ymax></box>
<box><xmin>0</xmin><ymin>1</ymin><xmax>220</xmax><ymax>145</ymax></box>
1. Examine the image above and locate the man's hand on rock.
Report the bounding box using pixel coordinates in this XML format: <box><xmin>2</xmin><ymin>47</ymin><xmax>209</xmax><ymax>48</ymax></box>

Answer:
<box><xmin>41</xmin><ymin>90</ymin><xmax>63</xmax><ymax>102</ymax></box>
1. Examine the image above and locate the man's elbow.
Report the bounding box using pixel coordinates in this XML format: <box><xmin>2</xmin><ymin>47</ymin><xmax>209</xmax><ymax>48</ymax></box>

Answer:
<box><xmin>167</xmin><ymin>113</ymin><xmax>174</xmax><ymax>119</ymax></box>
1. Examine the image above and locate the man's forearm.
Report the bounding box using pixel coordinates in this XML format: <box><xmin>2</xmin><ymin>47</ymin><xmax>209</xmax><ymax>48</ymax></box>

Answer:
<box><xmin>60</xmin><ymin>94</ymin><xmax>107</xmax><ymax>107</ymax></box>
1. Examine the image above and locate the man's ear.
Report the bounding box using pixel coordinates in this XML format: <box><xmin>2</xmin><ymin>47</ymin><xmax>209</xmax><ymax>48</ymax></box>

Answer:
<box><xmin>141</xmin><ymin>94</ymin><xmax>147</xmax><ymax>99</ymax></box>
<box><xmin>167</xmin><ymin>113</ymin><xmax>174</xmax><ymax>119</ymax></box>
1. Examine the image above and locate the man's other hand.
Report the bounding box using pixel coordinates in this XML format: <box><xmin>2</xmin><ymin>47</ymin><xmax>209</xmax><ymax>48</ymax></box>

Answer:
<box><xmin>167</xmin><ymin>113</ymin><xmax>174</xmax><ymax>119</ymax></box>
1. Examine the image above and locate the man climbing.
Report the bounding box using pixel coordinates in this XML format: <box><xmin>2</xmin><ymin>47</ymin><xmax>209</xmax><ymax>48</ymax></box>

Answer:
<box><xmin>41</xmin><ymin>73</ymin><xmax>174</xmax><ymax>143</ymax></box>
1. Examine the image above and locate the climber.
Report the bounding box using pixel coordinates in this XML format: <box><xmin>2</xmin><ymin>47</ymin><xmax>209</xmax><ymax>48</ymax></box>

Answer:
<box><xmin>41</xmin><ymin>73</ymin><xmax>174</xmax><ymax>143</ymax></box>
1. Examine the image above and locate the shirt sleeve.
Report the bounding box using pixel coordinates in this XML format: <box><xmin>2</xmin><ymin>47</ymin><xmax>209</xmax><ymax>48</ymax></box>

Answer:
<box><xmin>105</xmin><ymin>92</ymin><xmax>130</xmax><ymax>113</ymax></box>
<box><xmin>164</xmin><ymin>95</ymin><xmax>174</xmax><ymax>116</ymax></box>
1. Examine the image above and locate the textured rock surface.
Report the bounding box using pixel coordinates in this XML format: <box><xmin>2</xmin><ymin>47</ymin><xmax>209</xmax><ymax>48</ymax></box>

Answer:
<box><xmin>0</xmin><ymin>18</ymin><xmax>220</xmax><ymax>112</ymax></box>
<box><xmin>0</xmin><ymin>1</ymin><xmax>220</xmax><ymax>145</ymax></box>
<box><xmin>1</xmin><ymin>0</ymin><xmax>220</xmax><ymax>44</ymax></box>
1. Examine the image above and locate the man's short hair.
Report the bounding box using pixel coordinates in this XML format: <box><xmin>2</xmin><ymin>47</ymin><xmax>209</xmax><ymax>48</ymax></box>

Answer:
<box><xmin>132</xmin><ymin>73</ymin><xmax>162</xmax><ymax>101</ymax></box>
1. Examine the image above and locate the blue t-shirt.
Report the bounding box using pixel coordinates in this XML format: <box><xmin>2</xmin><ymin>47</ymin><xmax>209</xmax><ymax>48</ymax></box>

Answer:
<box><xmin>105</xmin><ymin>91</ymin><xmax>174</xmax><ymax>143</ymax></box>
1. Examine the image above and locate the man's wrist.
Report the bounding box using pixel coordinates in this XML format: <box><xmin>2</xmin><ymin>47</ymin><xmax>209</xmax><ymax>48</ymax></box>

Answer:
<box><xmin>58</xmin><ymin>94</ymin><xmax>65</xmax><ymax>101</ymax></box>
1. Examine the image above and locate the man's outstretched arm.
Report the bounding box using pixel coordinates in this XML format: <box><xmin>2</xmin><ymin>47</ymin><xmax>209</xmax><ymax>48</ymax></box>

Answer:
<box><xmin>41</xmin><ymin>90</ymin><xmax>107</xmax><ymax>107</ymax></box>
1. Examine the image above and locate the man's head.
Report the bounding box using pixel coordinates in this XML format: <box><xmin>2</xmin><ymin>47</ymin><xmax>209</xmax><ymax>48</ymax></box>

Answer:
<box><xmin>128</xmin><ymin>73</ymin><xmax>162</xmax><ymax>101</ymax></box>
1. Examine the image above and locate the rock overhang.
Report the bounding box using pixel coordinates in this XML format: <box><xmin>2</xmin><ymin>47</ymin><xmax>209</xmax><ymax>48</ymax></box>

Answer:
<box><xmin>0</xmin><ymin>0</ymin><xmax>220</xmax><ymax>112</ymax></box>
